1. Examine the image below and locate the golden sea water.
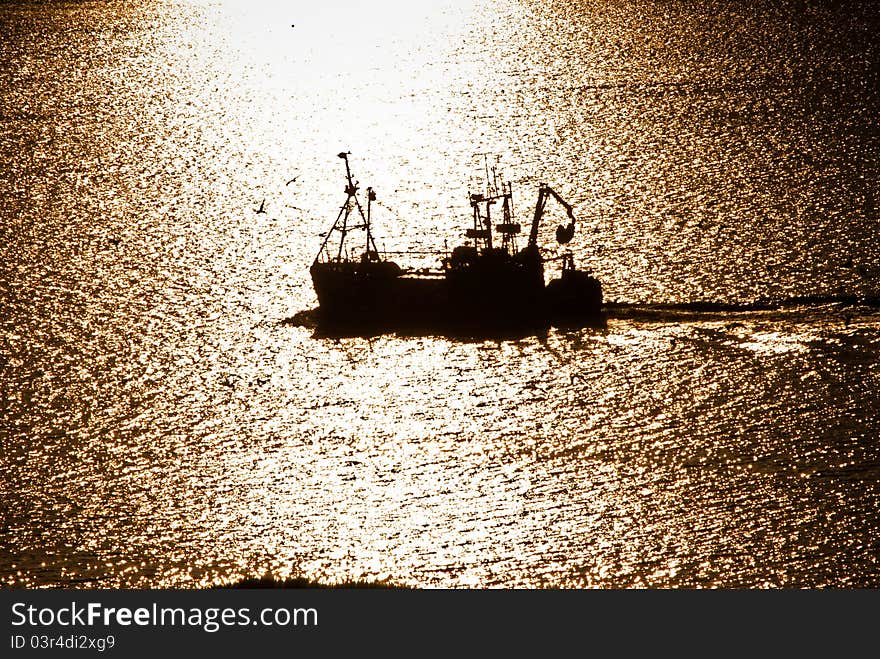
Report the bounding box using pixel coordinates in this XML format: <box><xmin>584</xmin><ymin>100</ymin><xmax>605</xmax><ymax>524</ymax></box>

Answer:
<box><xmin>1</xmin><ymin>0</ymin><xmax>878</xmax><ymax>588</ymax></box>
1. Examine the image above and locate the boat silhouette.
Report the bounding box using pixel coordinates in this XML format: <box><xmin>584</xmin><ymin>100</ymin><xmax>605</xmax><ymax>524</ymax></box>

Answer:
<box><xmin>309</xmin><ymin>152</ymin><xmax>603</xmax><ymax>333</ymax></box>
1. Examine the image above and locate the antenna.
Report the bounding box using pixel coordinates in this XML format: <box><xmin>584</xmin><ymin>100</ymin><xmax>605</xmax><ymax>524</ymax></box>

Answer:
<box><xmin>484</xmin><ymin>154</ymin><xmax>490</xmax><ymax>197</ymax></box>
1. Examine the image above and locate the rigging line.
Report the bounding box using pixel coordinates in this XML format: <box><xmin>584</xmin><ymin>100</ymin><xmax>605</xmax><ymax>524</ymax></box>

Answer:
<box><xmin>372</xmin><ymin>198</ymin><xmax>410</xmax><ymax>223</ymax></box>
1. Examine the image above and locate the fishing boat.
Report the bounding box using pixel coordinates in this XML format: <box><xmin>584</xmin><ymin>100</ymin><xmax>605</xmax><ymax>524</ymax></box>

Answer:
<box><xmin>309</xmin><ymin>152</ymin><xmax>603</xmax><ymax>333</ymax></box>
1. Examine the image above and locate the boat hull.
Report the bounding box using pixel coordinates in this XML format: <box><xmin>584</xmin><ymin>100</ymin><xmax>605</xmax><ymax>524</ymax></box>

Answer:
<box><xmin>310</xmin><ymin>259</ymin><xmax>603</xmax><ymax>333</ymax></box>
<box><xmin>310</xmin><ymin>262</ymin><xmax>447</xmax><ymax>330</ymax></box>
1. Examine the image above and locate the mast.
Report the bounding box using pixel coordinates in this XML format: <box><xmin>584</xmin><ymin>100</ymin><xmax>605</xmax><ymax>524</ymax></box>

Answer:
<box><xmin>336</xmin><ymin>152</ymin><xmax>356</xmax><ymax>261</ymax></box>
<box><xmin>366</xmin><ymin>186</ymin><xmax>377</xmax><ymax>255</ymax></box>
<box><xmin>312</xmin><ymin>151</ymin><xmax>377</xmax><ymax>264</ymax></box>
<box><xmin>467</xmin><ymin>191</ymin><xmax>491</xmax><ymax>252</ymax></box>
<box><xmin>496</xmin><ymin>180</ymin><xmax>520</xmax><ymax>253</ymax></box>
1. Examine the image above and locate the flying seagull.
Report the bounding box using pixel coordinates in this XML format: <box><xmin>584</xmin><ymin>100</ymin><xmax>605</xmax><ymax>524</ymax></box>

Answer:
<box><xmin>255</xmin><ymin>199</ymin><xmax>267</xmax><ymax>214</ymax></box>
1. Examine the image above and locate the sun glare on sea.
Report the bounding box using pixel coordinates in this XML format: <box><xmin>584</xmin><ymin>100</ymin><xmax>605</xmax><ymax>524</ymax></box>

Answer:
<box><xmin>3</xmin><ymin>0</ymin><xmax>878</xmax><ymax>592</ymax></box>
<box><xmin>168</xmin><ymin>0</ymin><xmax>493</xmax><ymax>244</ymax></box>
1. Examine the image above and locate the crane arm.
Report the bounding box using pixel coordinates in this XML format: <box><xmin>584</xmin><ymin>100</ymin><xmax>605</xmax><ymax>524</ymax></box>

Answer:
<box><xmin>545</xmin><ymin>186</ymin><xmax>575</xmax><ymax>219</ymax></box>
<box><xmin>528</xmin><ymin>184</ymin><xmax>576</xmax><ymax>248</ymax></box>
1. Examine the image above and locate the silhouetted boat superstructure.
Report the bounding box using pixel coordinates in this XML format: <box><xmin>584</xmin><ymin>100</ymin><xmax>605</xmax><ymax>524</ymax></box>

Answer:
<box><xmin>309</xmin><ymin>152</ymin><xmax>603</xmax><ymax>333</ymax></box>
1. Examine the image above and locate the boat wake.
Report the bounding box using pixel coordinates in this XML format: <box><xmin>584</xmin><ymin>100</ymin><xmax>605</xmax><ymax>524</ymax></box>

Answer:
<box><xmin>283</xmin><ymin>294</ymin><xmax>878</xmax><ymax>336</ymax></box>
<box><xmin>606</xmin><ymin>294</ymin><xmax>880</xmax><ymax>322</ymax></box>
<box><xmin>280</xmin><ymin>308</ymin><xmax>320</xmax><ymax>328</ymax></box>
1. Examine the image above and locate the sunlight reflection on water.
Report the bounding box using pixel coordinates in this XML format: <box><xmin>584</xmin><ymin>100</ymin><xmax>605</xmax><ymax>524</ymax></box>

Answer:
<box><xmin>1</xmin><ymin>0</ymin><xmax>879</xmax><ymax>588</ymax></box>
